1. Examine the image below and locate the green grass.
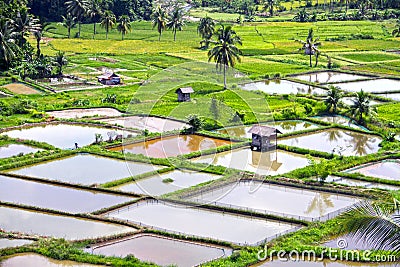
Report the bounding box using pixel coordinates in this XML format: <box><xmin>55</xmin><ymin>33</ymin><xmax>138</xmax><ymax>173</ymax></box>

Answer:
<box><xmin>337</xmin><ymin>52</ymin><xmax>400</xmax><ymax>63</ymax></box>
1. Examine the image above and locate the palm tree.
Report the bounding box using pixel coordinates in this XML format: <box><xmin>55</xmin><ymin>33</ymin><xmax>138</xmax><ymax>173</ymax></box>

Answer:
<box><xmin>208</xmin><ymin>25</ymin><xmax>242</xmax><ymax>89</ymax></box>
<box><xmin>349</xmin><ymin>89</ymin><xmax>375</xmax><ymax>123</ymax></box>
<box><xmin>117</xmin><ymin>15</ymin><xmax>131</xmax><ymax>40</ymax></box>
<box><xmin>53</xmin><ymin>51</ymin><xmax>68</xmax><ymax>76</ymax></box>
<box><xmin>87</xmin><ymin>0</ymin><xmax>102</xmax><ymax>39</ymax></box>
<box><xmin>325</xmin><ymin>86</ymin><xmax>343</xmax><ymax>113</ymax></box>
<box><xmin>339</xmin><ymin>201</ymin><xmax>400</xmax><ymax>252</ymax></box>
<box><xmin>11</xmin><ymin>10</ymin><xmax>41</xmax><ymax>46</ymax></box>
<box><xmin>62</xmin><ymin>13</ymin><xmax>77</xmax><ymax>38</ymax></box>
<box><xmin>0</xmin><ymin>18</ymin><xmax>19</xmax><ymax>70</ymax></box>
<box><xmin>392</xmin><ymin>19</ymin><xmax>400</xmax><ymax>37</ymax></box>
<box><xmin>100</xmin><ymin>10</ymin><xmax>116</xmax><ymax>40</ymax></box>
<box><xmin>33</xmin><ymin>21</ymin><xmax>56</xmax><ymax>58</ymax></box>
<box><xmin>296</xmin><ymin>28</ymin><xmax>321</xmax><ymax>67</ymax></box>
<box><xmin>197</xmin><ymin>16</ymin><xmax>215</xmax><ymax>48</ymax></box>
<box><xmin>167</xmin><ymin>8</ymin><xmax>185</xmax><ymax>41</ymax></box>
<box><xmin>152</xmin><ymin>6</ymin><xmax>167</xmax><ymax>41</ymax></box>
<box><xmin>65</xmin><ymin>0</ymin><xmax>89</xmax><ymax>38</ymax></box>
<box><xmin>264</xmin><ymin>0</ymin><xmax>279</xmax><ymax>16</ymax></box>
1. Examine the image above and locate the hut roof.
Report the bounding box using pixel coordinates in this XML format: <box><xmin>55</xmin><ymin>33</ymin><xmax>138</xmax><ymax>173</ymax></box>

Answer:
<box><xmin>176</xmin><ymin>87</ymin><xmax>194</xmax><ymax>93</ymax></box>
<box><xmin>97</xmin><ymin>72</ymin><xmax>119</xmax><ymax>79</ymax></box>
<box><xmin>248</xmin><ymin>125</ymin><xmax>282</xmax><ymax>136</ymax></box>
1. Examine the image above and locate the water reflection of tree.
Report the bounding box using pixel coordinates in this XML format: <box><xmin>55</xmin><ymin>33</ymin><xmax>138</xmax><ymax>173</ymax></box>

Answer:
<box><xmin>346</xmin><ymin>131</ymin><xmax>375</xmax><ymax>156</ymax></box>
<box><xmin>305</xmin><ymin>193</ymin><xmax>334</xmax><ymax>217</ymax></box>
<box><xmin>186</xmin><ymin>135</ymin><xmax>201</xmax><ymax>151</ymax></box>
<box><xmin>322</xmin><ymin>129</ymin><xmax>343</xmax><ymax>142</ymax></box>
<box><xmin>279</xmin><ymin>121</ymin><xmax>298</xmax><ymax>131</ymax></box>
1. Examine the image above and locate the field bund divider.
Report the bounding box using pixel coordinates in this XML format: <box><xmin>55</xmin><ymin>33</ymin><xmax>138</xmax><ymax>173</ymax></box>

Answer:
<box><xmin>102</xmin><ymin>199</ymin><xmax>304</xmax><ymax>247</ymax></box>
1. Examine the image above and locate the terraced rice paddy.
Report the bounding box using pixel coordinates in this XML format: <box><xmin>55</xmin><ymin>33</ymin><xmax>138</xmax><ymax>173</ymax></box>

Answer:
<box><xmin>0</xmin><ymin>144</ymin><xmax>41</xmax><ymax>158</ymax></box>
<box><xmin>240</xmin><ymin>80</ymin><xmax>327</xmax><ymax>95</ymax></box>
<box><xmin>106</xmin><ymin>200</ymin><xmax>298</xmax><ymax>245</ymax></box>
<box><xmin>7</xmin><ymin>154</ymin><xmax>162</xmax><ymax>185</ymax></box>
<box><xmin>47</xmin><ymin>108</ymin><xmax>123</xmax><ymax>119</ymax></box>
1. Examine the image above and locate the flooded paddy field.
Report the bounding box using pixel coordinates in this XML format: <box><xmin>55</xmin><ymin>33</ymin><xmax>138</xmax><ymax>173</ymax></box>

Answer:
<box><xmin>0</xmin><ymin>174</ymin><xmax>134</xmax><ymax>213</ymax></box>
<box><xmin>0</xmin><ymin>144</ymin><xmax>41</xmax><ymax>158</ymax></box>
<box><xmin>216</xmin><ymin>120</ymin><xmax>321</xmax><ymax>139</ymax></box>
<box><xmin>0</xmin><ymin>253</ymin><xmax>103</xmax><ymax>267</ymax></box>
<box><xmin>1</xmin><ymin>124</ymin><xmax>135</xmax><ymax>149</ymax></box>
<box><xmin>187</xmin><ymin>181</ymin><xmax>360</xmax><ymax>221</ymax></box>
<box><xmin>47</xmin><ymin>108</ymin><xmax>123</xmax><ymax>119</ymax></box>
<box><xmin>332</xmin><ymin>79</ymin><xmax>400</xmax><ymax>93</ymax></box>
<box><xmin>279</xmin><ymin>129</ymin><xmax>381</xmax><ymax>156</ymax></box>
<box><xmin>105</xmin><ymin>200</ymin><xmax>298</xmax><ymax>245</ymax></box>
<box><xmin>109</xmin><ymin>134</ymin><xmax>232</xmax><ymax>158</ymax></box>
<box><xmin>0</xmin><ymin>206</ymin><xmax>134</xmax><ymax>240</ymax></box>
<box><xmin>191</xmin><ymin>148</ymin><xmax>310</xmax><ymax>176</ymax></box>
<box><xmin>240</xmin><ymin>80</ymin><xmax>327</xmax><ymax>95</ymax></box>
<box><xmin>292</xmin><ymin>71</ymin><xmax>372</xmax><ymax>84</ymax></box>
<box><xmin>96</xmin><ymin>116</ymin><xmax>190</xmax><ymax>133</ymax></box>
<box><xmin>0</xmin><ymin>239</ymin><xmax>33</xmax><ymax>249</ymax></box>
<box><xmin>113</xmin><ymin>169</ymin><xmax>221</xmax><ymax>196</ymax></box>
<box><xmin>91</xmin><ymin>233</ymin><xmax>232</xmax><ymax>267</ymax></box>
<box><xmin>7</xmin><ymin>154</ymin><xmax>162</xmax><ymax>185</ymax></box>
<box><xmin>344</xmin><ymin>160</ymin><xmax>400</xmax><ymax>181</ymax></box>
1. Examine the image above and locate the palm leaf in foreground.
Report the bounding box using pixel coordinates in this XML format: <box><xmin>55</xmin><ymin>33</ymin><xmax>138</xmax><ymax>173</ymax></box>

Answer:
<box><xmin>339</xmin><ymin>201</ymin><xmax>400</xmax><ymax>252</ymax></box>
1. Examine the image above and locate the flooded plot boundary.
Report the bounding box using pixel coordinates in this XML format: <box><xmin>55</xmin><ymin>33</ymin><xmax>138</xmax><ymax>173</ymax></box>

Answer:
<box><xmin>182</xmin><ymin>179</ymin><xmax>364</xmax><ymax>222</ymax></box>
<box><xmin>103</xmin><ymin>199</ymin><xmax>303</xmax><ymax>246</ymax></box>
<box><xmin>90</xmin><ymin>233</ymin><xmax>231</xmax><ymax>266</ymax></box>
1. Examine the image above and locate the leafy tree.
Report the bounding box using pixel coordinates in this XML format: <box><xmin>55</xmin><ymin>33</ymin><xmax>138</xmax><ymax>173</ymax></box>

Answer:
<box><xmin>292</xmin><ymin>8</ymin><xmax>310</xmax><ymax>22</ymax></box>
<box><xmin>307</xmin><ymin>155</ymin><xmax>330</xmax><ymax>183</ymax></box>
<box><xmin>392</xmin><ymin>19</ymin><xmax>400</xmax><ymax>37</ymax></box>
<box><xmin>208</xmin><ymin>25</ymin><xmax>242</xmax><ymax>89</ymax></box>
<box><xmin>197</xmin><ymin>16</ymin><xmax>215</xmax><ymax>49</ymax></box>
<box><xmin>187</xmin><ymin>114</ymin><xmax>203</xmax><ymax>132</ymax></box>
<box><xmin>152</xmin><ymin>6</ymin><xmax>167</xmax><ymax>41</ymax></box>
<box><xmin>117</xmin><ymin>15</ymin><xmax>131</xmax><ymax>40</ymax></box>
<box><xmin>62</xmin><ymin>13</ymin><xmax>77</xmax><ymax>38</ymax></box>
<box><xmin>349</xmin><ymin>89</ymin><xmax>375</xmax><ymax>123</ymax></box>
<box><xmin>33</xmin><ymin>21</ymin><xmax>56</xmax><ymax>58</ymax></box>
<box><xmin>264</xmin><ymin>0</ymin><xmax>280</xmax><ymax>16</ymax></box>
<box><xmin>11</xmin><ymin>10</ymin><xmax>40</xmax><ymax>46</ymax></box>
<box><xmin>87</xmin><ymin>0</ymin><xmax>103</xmax><ymax>39</ymax></box>
<box><xmin>0</xmin><ymin>18</ymin><xmax>19</xmax><ymax>70</ymax></box>
<box><xmin>325</xmin><ymin>86</ymin><xmax>343</xmax><ymax>113</ymax></box>
<box><xmin>339</xmin><ymin>201</ymin><xmax>400</xmax><ymax>252</ymax></box>
<box><xmin>296</xmin><ymin>28</ymin><xmax>321</xmax><ymax>67</ymax></box>
<box><xmin>166</xmin><ymin>8</ymin><xmax>185</xmax><ymax>41</ymax></box>
<box><xmin>65</xmin><ymin>0</ymin><xmax>89</xmax><ymax>38</ymax></box>
<box><xmin>100</xmin><ymin>10</ymin><xmax>116</xmax><ymax>40</ymax></box>
<box><xmin>53</xmin><ymin>51</ymin><xmax>68</xmax><ymax>76</ymax></box>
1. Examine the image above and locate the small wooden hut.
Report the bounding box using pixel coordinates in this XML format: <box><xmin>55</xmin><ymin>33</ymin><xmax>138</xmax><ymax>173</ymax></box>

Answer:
<box><xmin>248</xmin><ymin>125</ymin><xmax>282</xmax><ymax>151</ymax></box>
<box><xmin>97</xmin><ymin>72</ymin><xmax>121</xmax><ymax>85</ymax></box>
<box><xmin>176</xmin><ymin>87</ymin><xmax>194</xmax><ymax>102</ymax></box>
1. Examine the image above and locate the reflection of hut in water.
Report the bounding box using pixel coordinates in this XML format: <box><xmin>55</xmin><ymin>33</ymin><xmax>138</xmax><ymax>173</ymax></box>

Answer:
<box><xmin>248</xmin><ymin>125</ymin><xmax>281</xmax><ymax>151</ymax></box>
<box><xmin>175</xmin><ymin>87</ymin><xmax>194</xmax><ymax>102</ymax></box>
<box><xmin>250</xmin><ymin>150</ymin><xmax>282</xmax><ymax>172</ymax></box>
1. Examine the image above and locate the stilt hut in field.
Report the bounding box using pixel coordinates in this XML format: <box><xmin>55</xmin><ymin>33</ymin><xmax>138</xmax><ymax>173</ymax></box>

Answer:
<box><xmin>248</xmin><ymin>125</ymin><xmax>281</xmax><ymax>151</ymax></box>
<box><xmin>176</xmin><ymin>87</ymin><xmax>194</xmax><ymax>102</ymax></box>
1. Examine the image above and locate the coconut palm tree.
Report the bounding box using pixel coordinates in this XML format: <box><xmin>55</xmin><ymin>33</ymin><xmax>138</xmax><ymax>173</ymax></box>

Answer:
<box><xmin>11</xmin><ymin>10</ymin><xmax>41</xmax><ymax>46</ymax></box>
<box><xmin>33</xmin><ymin>21</ymin><xmax>56</xmax><ymax>58</ymax></box>
<box><xmin>392</xmin><ymin>19</ymin><xmax>400</xmax><ymax>37</ymax></box>
<box><xmin>152</xmin><ymin>6</ymin><xmax>167</xmax><ymax>41</ymax></box>
<box><xmin>339</xmin><ymin>201</ymin><xmax>400</xmax><ymax>252</ymax></box>
<box><xmin>349</xmin><ymin>89</ymin><xmax>375</xmax><ymax>123</ymax></box>
<box><xmin>0</xmin><ymin>18</ymin><xmax>19</xmax><ymax>70</ymax></box>
<box><xmin>166</xmin><ymin>8</ymin><xmax>185</xmax><ymax>41</ymax></box>
<box><xmin>53</xmin><ymin>51</ymin><xmax>68</xmax><ymax>76</ymax></box>
<box><xmin>325</xmin><ymin>86</ymin><xmax>343</xmax><ymax>113</ymax></box>
<box><xmin>296</xmin><ymin>28</ymin><xmax>321</xmax><ymax>67</ymax></box>
<box><xmin>65</xmin><ymin>0</ymin><xmax>89</xmax><ymax>38</ymax></box>
<box><xmin>62</xmin><ymin>13</ymin><xmax>77</xmax><ymax>39</ymax></box>
<box><xmin>264</xmin><ymin>0</ymin><xmax>279</xmax><ymax>16</ymax></box>
<box><xmin>197</xmin><ymin>16</ymin><xmax>215</xmax><ymax>48</ymax></box>
<box><xmin>87</xmin><ymin>0</ymin><xmax>102</xmax><ymax>39</ymax></box>
<box><xmin>100</xmin><ymin>10</ymin><xmax>116</xmax><ymax>40</ymax></box>
<box><xmin>208</xmin><ymin>25</ymin><xmax>242</xmax><ymax>89</ymax></box>
<box><xmin>117</xmin><ymin>15</ymin><xmax>131</xmax><ymax>40</ymax></box>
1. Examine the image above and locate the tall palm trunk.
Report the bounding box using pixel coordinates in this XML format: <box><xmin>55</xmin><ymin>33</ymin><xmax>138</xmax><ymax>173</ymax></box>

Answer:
<box><xmin>173</xmin><ymin>29</ymin><xmax>177</xmax><ymax>41</ymax></box>
<box><xmin>36</xmin><ymin>38</ymin><xmax>41</xmax><ymax>57</ymax></box>
<box><xmin>309</xmin><ymin>54</ymin><xmax>312</xmax><ymax>67</ymax></box>
<box><xmin>106</xmin><ymin>24</ymin><xmax>108</xmax><ymax>39</ymax></box>
<box><xmin>93</xmin><ymin>22</ymin><xmax>96</xmax><ymax>39</ymax></box>
<box><xmin>78</xmin><ymin>22</ymin><xmax>81</xmax><ymax>37</ymax></box>
<box><xmin>223</xmin><ymin>64</ymin><xmax>227</xmax><ymax>89</ymax></box>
